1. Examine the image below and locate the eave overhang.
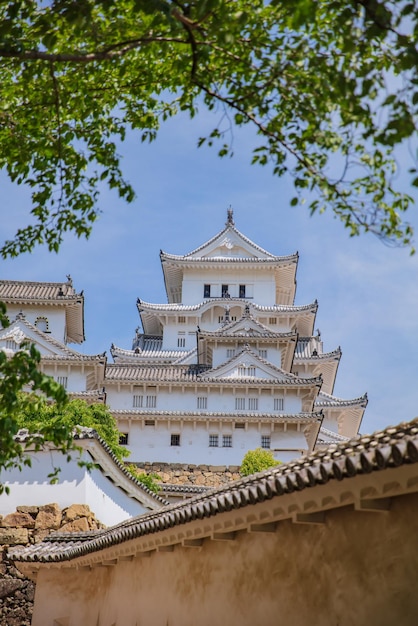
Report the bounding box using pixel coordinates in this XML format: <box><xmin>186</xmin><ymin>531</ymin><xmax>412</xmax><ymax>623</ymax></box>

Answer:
<box><xmin>137</xmin><ymin>299</ymin><xmax>317</xmax><ymax>337</ymax></box>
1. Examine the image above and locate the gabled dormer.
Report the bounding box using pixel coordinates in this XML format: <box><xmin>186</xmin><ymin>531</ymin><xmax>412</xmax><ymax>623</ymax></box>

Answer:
<box><xmin>197</xmin><ymin>305</ymin><xmax>297</xmax><ymax>370</ymax></box>
<box><xmin>0</xmin><ymin>313</ymin><xmax>106</xmax><ymax>395</ymax></box>
<box><xmin>0</xmin><ymin>276</ymin><xmax>84</xmax><ymax>344</ymax></box>
<box><xmin>160</xmin><ymin>210</ymin><xmax>298</xmax><ymax>306</ymax></box>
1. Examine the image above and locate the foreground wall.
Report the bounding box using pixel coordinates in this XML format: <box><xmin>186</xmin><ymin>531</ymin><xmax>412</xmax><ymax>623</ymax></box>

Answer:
<box><xmin>31</xmin><ymin>491</ymin><xmax>418</xmax><ymax>626</ymax></box>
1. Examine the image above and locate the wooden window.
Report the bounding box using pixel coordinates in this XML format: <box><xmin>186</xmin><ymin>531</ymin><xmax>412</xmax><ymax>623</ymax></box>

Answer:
<box><xmin>222</xmin><ymin>435</ymin><xmax>232</xmax><ymax>448</ymax></box>
<box><xmin>145</xmin><ymin>419</ymin><xmax>155</xmax><ymax>426</ymax></box>
<box><xmin>178</xmin><ymin>316</ymin><xmax>186</xmax><ymax>323</ymax></box>
<box><xmin>238</xmin><ymin>366</ymin><xmax>256</xmax><ymax>377</ymax></box>
<box><xmin>146</xmin><ymin>395</ymin><xmax>156</xmax><ymax>408</ymax></box>
<box><xmin>239</xmin><ymin>284</ymin><xmax>246</xmax><ymax>298</ymax></box>
<box><xmin>235</xmin><ymin>397</ymin><xmax>245</xmax><ymax>410</ymax></box>
<box><xmin>221</xmin><ymin>284</ymin><xmax>229</xmax><ymax>297</ymax></box>
<box><xmin>57</xmin><ymin>376</ymin><xmax>68</xmax><ymax>389</ymax></box>
<box><xmin>209</xmin><ymin>434</ymin><xmax>219</xmax><ymax>447</ymax></box>
<box><xmin>226</xmin><ymin>349</ymin><xmax>236</xmax><ymax>358</ymax></box>
<box><xmin>269</xmin><ymin>317</ymin><xmax>277</xmax><ymax>325</ymax></box>
<box><xmin>235</xmin><ymin>423</ymin><xmax>245</xmax><ymax>429</ymax></box>
<box><xmin>274</xmin><ymin>398</ymin><xmax>284</xmax><ymax>411</ymax></box>
<box><xmin>133</xmin><ymin>395</ymin><xmax>143</xmax><ymax>408</ymax></box>
<box><xmin>261</xmin><ymin>435</ymin><xmax>271</xmax><ymax>449</ymax></box>
<box><xmin>171</xmin><ymin>434</ymin><xmax>181</xmax><ymax>446</ymax></box>
<box><xmin>177</xmin><ymin>332</ymin><xmax>186</xmax><ymax>347</ymax></box>
<box><xmin>197</xmin><ymin>397</ymin><xmax>207</xmax><ymax>409</ymax></box>
<box><xmin>119</xmin><ymin>433</ymin><xmax>129</xmax><ymax>445</ymax></box>
<box><xmin>5</xmin><ymin>340</ymin><xmax>17</xmax><ymax>350</ymax></box>
<box><xmin>35</xmin><ymin>316</ymin><xmax>49</xmax><ymax>332</ymax></box>
<box><xmin>248</xmin><ymin>398</ymin><xmax>258</xmax><ymax>410</ymax></box>
<box><xmin>258</xmin><ymin>349</ymin><xmax>267</xmax><ymax>359</ymax></box>
<box><xmin>204</xmin><ymin>284</ymin><xmax>211</xmax><ymax>298</ymax></box>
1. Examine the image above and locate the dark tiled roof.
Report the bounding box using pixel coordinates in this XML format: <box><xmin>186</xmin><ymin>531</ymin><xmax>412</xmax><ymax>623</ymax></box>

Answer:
<box><xmin>161</xmin><ymin>484</ymin><xmax>210</xmax><ymax>495</ymax></box>
<box><xmin>316</xmin><ymin>391</ymin><xmax>368</xmax><ymax>408</ymax></box>
<box><xmin>11</xmin><ymin>418</ymin><xmax>418</xmax><ymax>564</ymax></box>
<box><xmin>104</xmin><ymin>362</ymin><xmax>321</xmax><ymax>386</ymax></box>
<box><xmin>0</xmin><ymin>278</ymin><xmax>81</xmax><ymax>301</ymax></box>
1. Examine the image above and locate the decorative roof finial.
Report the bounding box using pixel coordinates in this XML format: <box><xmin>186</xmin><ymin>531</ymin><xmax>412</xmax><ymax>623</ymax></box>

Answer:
<box><xmin>226</xmin><ymin>206</ymin><xmax>234</xmax><ymax>226</ymax></box>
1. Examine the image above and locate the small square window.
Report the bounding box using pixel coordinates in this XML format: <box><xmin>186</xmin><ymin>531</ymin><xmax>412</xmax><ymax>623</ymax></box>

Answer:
<box><xmin>261</xmin><ymin>435</ymin><xmax>271</xmax><ymax>449</ymax></box>
<box><xmin>222</xmin><ymin>435</ymin><xmax>232</xmax><ymax>448</ymax></box>
<box><xmin>6</xmin><ymin>340</ymin><xmax>17</xmax><ymax>350</ymax></box>
<box><xmin>222</xmin><ymin>284</ymin><xmax>229</xmax><ymax>297</ymax></box>
<box><xmin>226</xmin><ymin>349</ymin><xmax>236</xmax><ymax>358</ymax></box>
<box><xmin>258</xmin><ymin>349</ymin><xmax>267</xmax><ymax>359</ymax></box>
<box><xmin>269</xmin><ymin>317</ymin><xmax>277</xmax><ymax>325</ymax></box>
<box><xmin>171</xmin><ymin>434</ymin><xmax>181</xmax><ymax>446</ymax></box>
<box><xmin>119</xmin><ymin>433</ymin><xmax>129</xmax><ymax>446</ymax></box>
<box><xmin>178</xmin><ymin>316</ymin><xmax>186</xmax><ymax>324</ymax></box>
<box><xmin>209</xmin><ymin>434</ymin><xmax>219</xmax><ymax>447</ymax></box>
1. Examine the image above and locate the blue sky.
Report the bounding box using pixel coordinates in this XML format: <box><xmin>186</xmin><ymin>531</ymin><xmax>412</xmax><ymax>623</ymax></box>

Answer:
<box><xmin>2</xmin><ymin>108</ymin><xmax>418</xmax><ymax>435</ymax></box>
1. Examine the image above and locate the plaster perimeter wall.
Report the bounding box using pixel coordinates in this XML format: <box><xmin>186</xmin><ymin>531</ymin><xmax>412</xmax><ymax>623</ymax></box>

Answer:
<box><xmin>0</xmin><ymin>450</ymin><xmax>149</xmax><ymax>525</ymax></box>
<box><xmin>32</xmin><ymin>492</ymin><xmax>418</xmax><ymax>626</ymax></box>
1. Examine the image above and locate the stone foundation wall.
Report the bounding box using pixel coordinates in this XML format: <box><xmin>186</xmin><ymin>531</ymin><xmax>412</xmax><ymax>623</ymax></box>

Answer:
<box><xmin>0</xmin><ymin>503</ymin><xmax>104</xmax><ymax>626</ymax></box>
<box><xmin>134</xmin><ymin>462</ymin><xmax>241</xmax><ymax>488</ymax></box>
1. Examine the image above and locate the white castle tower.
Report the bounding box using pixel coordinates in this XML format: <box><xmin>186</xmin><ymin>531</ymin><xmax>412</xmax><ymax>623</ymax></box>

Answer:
<box><xmin>107</xmin><ymin>210</ymin><xmax>367</xmax><ymax>465</ymax></box>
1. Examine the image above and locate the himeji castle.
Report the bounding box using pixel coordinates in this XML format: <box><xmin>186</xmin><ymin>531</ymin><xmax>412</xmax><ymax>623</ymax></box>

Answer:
<box><xmin>108</xmin><ymin>209</ymin><xmax>367</xmax><ymax>465</ymax></box>
<box><xmin>0</xmin><ymin>210</ymin><xmax>367</xmax><ymax>469</ymax></box>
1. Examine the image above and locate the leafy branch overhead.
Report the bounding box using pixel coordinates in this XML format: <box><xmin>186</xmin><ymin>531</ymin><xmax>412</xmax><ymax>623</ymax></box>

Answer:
<box><xmin>0</xmin><ymin>0</ymin><xmax>417</xmax><ymax>253</ymax></box>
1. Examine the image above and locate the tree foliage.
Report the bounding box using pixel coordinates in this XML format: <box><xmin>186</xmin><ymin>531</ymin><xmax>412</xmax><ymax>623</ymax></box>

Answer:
<box><xmin>127</xmin><ymin>468</ymin><xmax>162</xmax><ymax>494</ymax></box>
<box><xmin>240</xmin><ymin>448</ymin><xmax>280</xmax><ymax>476</ymax></box>
<box><xmin>0</xmin><ymin>303</ymin><xmax>73</xmax><ymax>490</ymax></box>
<box><xmin>16</xmin><ymin>397</ymin><xmax>129</xmax><ymax>462</ymax></box>
<box><xmin>0</xmin><ymin>0</ymin><xmax>417</xmax><ymax>254</ymax></box>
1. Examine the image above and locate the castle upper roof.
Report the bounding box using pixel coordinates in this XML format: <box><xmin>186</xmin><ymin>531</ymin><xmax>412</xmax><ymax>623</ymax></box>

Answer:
<box><xmin>160</xmin><ymin>210</ymin><xmax>298</xmax><ymax>304</ymax></box>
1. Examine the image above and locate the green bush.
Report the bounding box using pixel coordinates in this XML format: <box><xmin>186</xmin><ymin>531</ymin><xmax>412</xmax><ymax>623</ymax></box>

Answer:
<box><xmin>126</xmin><ymin>467</ymin><xmax>161</xmax><ymax>494</ymax></box>
<box><xmin>240</xmin><ymin>448</ymin><xmax>280</xmax><ymax>477</ymax></box>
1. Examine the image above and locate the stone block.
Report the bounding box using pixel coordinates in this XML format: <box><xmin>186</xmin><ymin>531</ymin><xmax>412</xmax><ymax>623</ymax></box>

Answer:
<box><xmin>35</xmin><ymin>503</ymin><xmax>61</xmax><ymax>530</ymax></box>
<box><xmin>60</xmin><ymin>517</ymin><xmax>89</xmax><ymax>533</ymax></box>
<box><xmin>2</xmin><ymin>513</ymin><xmax>35</xmax><ymax>529</ymax></box>
<box><xmin>16</xmin><ymin>506</ymin><xmax>39</xmax><ymax>516</ymax></box>
<box><xmin>0</xmin><ymin>528</ymin><xmax>29</xmax><ymax>545</ymax></box>
<box><xmin>63</xmin><ymin>504</ymin><xmax>91</xmax><ymax>522</ymax></box>
<box><xmin>0</xmin><ymin>579</ymin><xmax>24</xmax><ymax>599</ymax></box>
